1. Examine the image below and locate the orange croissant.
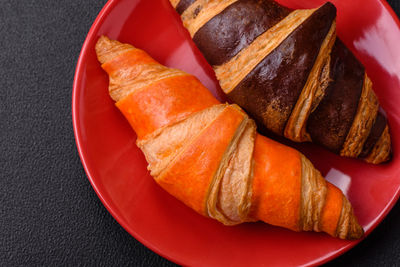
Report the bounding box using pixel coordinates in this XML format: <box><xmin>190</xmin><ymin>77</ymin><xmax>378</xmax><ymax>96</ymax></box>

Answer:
<box><xmin>96</xmin><ymin>36</ymin><xmax>363</xmax><ymax>239</ymax></box>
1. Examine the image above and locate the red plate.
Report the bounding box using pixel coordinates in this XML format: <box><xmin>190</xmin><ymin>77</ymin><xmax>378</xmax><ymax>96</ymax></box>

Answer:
<box><xmin>72</xmin><ymin>0</ymin><xmax>400</xmax><ymax>266</ymax></box>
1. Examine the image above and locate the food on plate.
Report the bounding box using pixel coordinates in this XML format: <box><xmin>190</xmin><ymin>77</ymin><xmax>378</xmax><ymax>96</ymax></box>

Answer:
<box><xmin>95</xmin><ymin>36</ymin><xmax>363</xmax><ymax>239</ymax></box>
<box><xmin>170</xmin><ymin>0</ymin><xmax>391</xmax><ymax>164</ymax></box>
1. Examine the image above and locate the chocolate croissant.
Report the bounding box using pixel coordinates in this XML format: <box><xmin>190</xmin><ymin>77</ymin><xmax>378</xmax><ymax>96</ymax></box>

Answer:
<box><xmin>96</xmin><ymin>36</ymin><xmax>363</xmax><ymax>239</ymax></box>
<box><xmin>170</xmin><ymin>0</ymin><xmax>391</xmax><ymax>164</ymax></box>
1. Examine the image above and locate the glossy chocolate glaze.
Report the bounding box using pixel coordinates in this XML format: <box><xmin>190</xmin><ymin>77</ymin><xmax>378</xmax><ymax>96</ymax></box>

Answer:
<box><xmin>228</xmin><ymin>2</ymin><xmax>336</xmax><ymax>135</ymax></box>
<box><xmin>308</xmin><ymin>40</ymin><xmax>364</xmax><ymax>153</ymax></box>
<box><xmin>359</xmin><ymin>112</ymin><xmax>387</xmax><ymax>158</ymax></box>
<box><xmin>176</xmin><ymin>0</ymin><xmax>196</xmax><ymax>15</ymax></box>
<box><xmin>192</xmin><ymin>0</ymin><xmax>291</xmax><ymax>66</ymax></box>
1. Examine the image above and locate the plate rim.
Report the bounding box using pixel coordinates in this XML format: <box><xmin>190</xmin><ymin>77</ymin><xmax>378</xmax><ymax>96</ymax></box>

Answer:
<box><xmin>72</xmin><ymin>0</ymin><xmax>400</xmax><ymax>265</ymax></box>
<box><xmin>71</xmin><ymin>0</ymin><xmax>183</xmax><ymax>264</ymax></box>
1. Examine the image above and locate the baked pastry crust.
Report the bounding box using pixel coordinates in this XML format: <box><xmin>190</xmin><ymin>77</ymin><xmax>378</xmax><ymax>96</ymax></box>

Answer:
<box><xmin>96</xmin><ymin>36</ymin><xmax>364</xmax><ymax>239</ymax></box>
<box><xmin>172</xmin><ymin>0</ymin><xmax>392</xmax><ymax>164</ymax></box>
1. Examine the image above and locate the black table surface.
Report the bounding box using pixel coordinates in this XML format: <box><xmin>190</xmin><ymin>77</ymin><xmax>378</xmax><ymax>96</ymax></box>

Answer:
<box><xmin>2</xmin><ymin>0</ymin><xmax>400</xmax><ymax>266</ymax></box>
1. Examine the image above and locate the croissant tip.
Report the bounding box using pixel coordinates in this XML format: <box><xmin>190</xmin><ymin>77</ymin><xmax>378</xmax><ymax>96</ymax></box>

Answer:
<box><xmin>96</xmin><ymin>35</ymin><xmax>109</xmax><ymax>47</ymax></box>
<box><xmin>95</xmin><ymin>36</ymin><xmax>108</xmax><ymax>63</ymax></box>
<box><xmin>347</xmin><ymin>211</ymin><xmax>364</xmax><ymax>240</ymax></box>
<box><xmin>321</xmin><ymin>1</ymin><xmax>337</xmax><ymax>14</ymax></box>
<box><xmin>95</xmin><ymin>36</ymin><xmax>114</xmax><ymax>62</ymax></box>
<box><xmin>347</xmin><ymin>226</ymin><xmax>364</xmax><ymax>240</ymax></box>
<box><xmin>95</xmin><ymin>36</ymin><xmax>137</xmax><ymax>66</ymax></box>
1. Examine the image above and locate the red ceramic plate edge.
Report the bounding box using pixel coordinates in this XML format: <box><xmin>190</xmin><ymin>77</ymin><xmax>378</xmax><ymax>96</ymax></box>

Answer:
<box><xmin>316</xmin><ymin>2</ymin><xmax>400</xmax><ymax>264</ymax></box>
<box><xmin>71</xmin><ymin>0</ymin><xmax>400</xmax><ymax>266</ymax></box>
<box><xmin>380</xmin><ymin>0</ymin><xmax>400</xmax><ymax>30</ymax></box>
<box><xmin>71</xmin><ymin>1</ymin><xmax>183</xmax><ymax>265</ymax></box>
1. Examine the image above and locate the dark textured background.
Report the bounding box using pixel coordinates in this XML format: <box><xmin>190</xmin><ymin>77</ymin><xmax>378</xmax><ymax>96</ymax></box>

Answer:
<box><xmin>1</xmin><ymin>0</ymin><xmax>400</xmax><ymax>266</ymax></box>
